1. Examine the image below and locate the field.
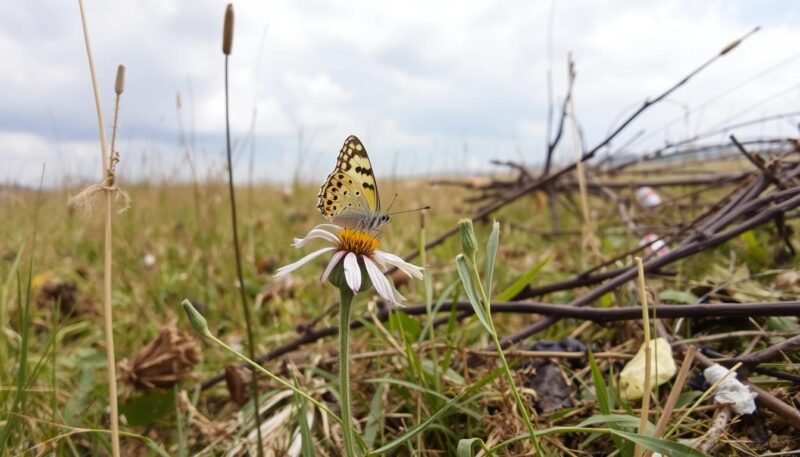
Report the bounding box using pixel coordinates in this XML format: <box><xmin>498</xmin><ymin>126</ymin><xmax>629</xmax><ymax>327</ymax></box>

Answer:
<box><xmin>4</xmin><ymin>2</ymin><xmax>800</xmax><ymax>456</ymax></box>
<box><xmin>2</xmin><ymin>153</ymin><xmax>800</xmax><ymax>456</ymax></box>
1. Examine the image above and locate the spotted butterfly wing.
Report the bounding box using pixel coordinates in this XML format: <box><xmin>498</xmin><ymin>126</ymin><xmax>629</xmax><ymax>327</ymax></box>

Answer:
<box><xmin>317</xmin><ymin>136</ymin><xmax>386</xmax><ymax>229</ymax></box>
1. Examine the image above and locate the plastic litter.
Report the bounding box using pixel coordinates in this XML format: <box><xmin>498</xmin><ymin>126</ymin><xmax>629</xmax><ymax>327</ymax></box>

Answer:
<box><xmin>635</xmin><ymin>186</ymin><xmax>662</xmax><ymax>208</ymax></box>
<box><xmin>619</xmin><ymin>337</ymin><xmax>677</xmax><ymax>400</ymax></box>
<box><xmin>703</xmin><ymin>364</ymin><xmax>758</xmax><ymax>415</ymax></box>
<box><xmin>640</xmin><ymin>234</ymin><xmax>668</xmax><ymax>256</ymax></box>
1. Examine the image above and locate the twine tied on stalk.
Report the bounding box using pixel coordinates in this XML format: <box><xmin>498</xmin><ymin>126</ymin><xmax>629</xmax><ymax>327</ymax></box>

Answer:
<box><xmin>68</xmin><ymin>64</ymin><xmax>131</xmax><ymax>213</ymax></box>
<box><xmin>68</xmin><ymin>169</ymin><xmax>131</xmax><ymax>213</ymax></box>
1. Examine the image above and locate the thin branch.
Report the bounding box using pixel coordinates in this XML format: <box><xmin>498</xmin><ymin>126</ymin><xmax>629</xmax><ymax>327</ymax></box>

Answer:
<box><xmin>400</xmin><ymin>27</ymin><xmax>759</xmax><ymax>266</ymax></box>
<box><xmin>198</xmin><ymin>300</ymin><xmax>800</xmax><ymax>390</ymax></box>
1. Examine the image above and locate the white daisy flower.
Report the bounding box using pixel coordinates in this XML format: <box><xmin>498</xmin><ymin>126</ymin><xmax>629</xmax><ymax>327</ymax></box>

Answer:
<box><xmin>275</xmin><ymin>224</ymin><xmax>423</xmax><ymax>306</ymax></box>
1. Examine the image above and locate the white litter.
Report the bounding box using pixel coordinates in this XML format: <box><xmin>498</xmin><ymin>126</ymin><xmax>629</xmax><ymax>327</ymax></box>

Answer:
<box><xmin>640</xmin><ymin>234</ymin><xmax>668</xmax><ymax>257</ymax></box>
<box><xmin>619</xmin><ymin>337</ymin><xmax>677</xmax><ymax>400</ymax></box>
<box><xmin>703</xmin><ymin>364</ymin><xmax>758</xmax><ymax>415</ymax></box>
<box><xmin>634</xmin><ymin>186</ymin><xmax>662</xmax><ymax>208</ymax></box>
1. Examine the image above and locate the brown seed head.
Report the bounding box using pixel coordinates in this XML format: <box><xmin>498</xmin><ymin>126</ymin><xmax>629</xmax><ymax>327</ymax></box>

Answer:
<box><xmin>222</xmin><ymin>4</ymin><xmax>234</xmax><ymax>55</ymax></box>
<box><xmin>114</xmin><ymin>65</ymin><xmax>126</xmax><ymax>95</ymax></box>
<box><xmin>118</xmin><ymin>322</ymin><xmax>202</xmax><ymax>390</ymax></box>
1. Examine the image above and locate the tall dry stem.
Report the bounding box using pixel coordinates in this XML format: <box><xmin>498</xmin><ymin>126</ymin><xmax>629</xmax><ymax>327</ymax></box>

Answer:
<box><xmin>76</xmin><ymin>1</ymin><xmax>121</xmax><ymax>455</ymax></box>
<box><xmin>634</xmin><ymin>257</ymin><xmax>652</xmax><ymax>457</ymax></box>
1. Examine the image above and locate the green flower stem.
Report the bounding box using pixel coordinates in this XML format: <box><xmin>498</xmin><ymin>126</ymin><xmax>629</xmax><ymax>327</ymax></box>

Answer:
<box><xmin>205</xmin><ymin>332</ymin><xmax>341</xmax><ymax>425</ymax></box>
<box><xmin>470</xmin><ymin>260</ymin><xmax>543</xmax><ymax>455</ymax></box>
<box><xmin>339</xmin><ymin>288</ymin><xmax>358</xmax><ymax>457</ymax></box>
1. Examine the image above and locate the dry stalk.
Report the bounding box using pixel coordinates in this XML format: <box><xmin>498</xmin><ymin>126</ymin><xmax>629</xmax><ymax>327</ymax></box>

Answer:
<box><xmin>652</xmin><ymin>346</ymin><xmax>697</xmax><ymax>440</ymax></box>
<box><xmin>695</xmin><ymin>406</ymin><xmax>733</xmax><ymax>453</ymax></box>
<box><xmin>569</xmin><ymin>82</ymin><xmax>600</xmax><ymax>263</ymax></box>
<box><xmin>75</xmin><ymin>1</ymin><xmax>124</xmax><ymax>455</ymax></box>
<box><xmin>634</xmin><ymin>257</ymin><xmax>652</xmax><ymax>457</ymax></box>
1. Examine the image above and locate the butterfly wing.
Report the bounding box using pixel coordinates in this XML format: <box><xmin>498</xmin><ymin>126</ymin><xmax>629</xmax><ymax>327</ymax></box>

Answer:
<box><xmin>317</xmin><ymin>135</ymin><xmax>381</xmax><ymax>228</ymax></box>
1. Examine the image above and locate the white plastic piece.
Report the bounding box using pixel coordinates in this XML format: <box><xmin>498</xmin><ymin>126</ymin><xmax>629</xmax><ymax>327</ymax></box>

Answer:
<box><xmin>703</xmin><ymin>364</ymin><xmax>758</xmax><ymax>415</ymax></box>
<box><xmin>635</xmin><ymin>186</ymin><xmax>662</xmax><ymax>208</ymax></box>
<box><xmin>619</xmin><ymin>337</ymin><xmax>677</xmax><ymax>400</ymax></box>
<box><xmin>640</xmin><ymin>234</ymin><xmax>668</xmax><ymax>257</ymax></box>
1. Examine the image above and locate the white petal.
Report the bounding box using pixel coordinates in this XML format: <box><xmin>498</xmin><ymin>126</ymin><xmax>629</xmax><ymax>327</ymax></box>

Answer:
<box><xmin>343</xmin><ymin>252</ymin><xmax>361</xmax><ymax>292</ymax></box>
<box><xmin>391</xmin><ymin>282</ymin><xmax>406</xmax><ymax>306</ymax></box>
<box><xmin>291</xmin><ymin>226</ymin><xmax>340</xmax><ymax>248</ymax></box>
<box><xmin>363</xmin><ymin>256</ymin><xmax>399</xmax><ymax>306</ymax></box>
<box><xmin>373</xmin><ymin>250</ymin><xmax>424</xmax><ymax>279</ymax></box>
<box><xmin>275</xmin><ymin>247</ymin><xmax>336</xmax><ymax>277</ymax></box>
<box><xmin>320</xmin><ymin>251</ymin><xmax>346</xmax><ymax>284</ymax></box>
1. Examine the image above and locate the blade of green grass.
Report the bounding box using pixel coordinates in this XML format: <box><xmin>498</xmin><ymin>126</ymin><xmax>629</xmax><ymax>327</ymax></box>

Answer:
<box><xmin>367</xmin><ymin>390</ymin><xmax>465</xmax><ymax>456</ymax></box>
<box><xmin>495</xmin><ymin>255</ymin><xmax>551</xmax><ymax>302</ymax></box>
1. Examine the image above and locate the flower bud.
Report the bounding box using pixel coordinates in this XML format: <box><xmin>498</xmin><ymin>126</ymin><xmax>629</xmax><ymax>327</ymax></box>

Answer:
<box><xmin>326</xmin><ymin>256</ymin><xmax>370</xmax><ymax>295</ymax></box>
<box><xmin>182</xmin><ymin>299</ymin><xmax>211</xmax><ymax>338</ymax></box>
<box><xmin>458</xmin><ymin>218</ymin><xmax>478</xmax><ymax>259</ymax></box>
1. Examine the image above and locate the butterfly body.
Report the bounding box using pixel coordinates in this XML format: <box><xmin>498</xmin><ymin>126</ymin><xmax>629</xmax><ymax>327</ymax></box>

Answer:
<box><xmin>317</xmin><ymin>136</ymin><xmax>391</xmax><ymax>230</ymax></box>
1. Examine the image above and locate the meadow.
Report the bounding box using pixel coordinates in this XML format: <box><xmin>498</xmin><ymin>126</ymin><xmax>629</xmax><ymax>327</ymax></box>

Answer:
<box><xmin>3</xmin><ymin>2</ymin><xmax>800</xmax><ymax>456</ymax></box>
<box><xmin>2</xmin><ymin>155</ymin><xmax>800</xmax><ymax>456</ymax></box>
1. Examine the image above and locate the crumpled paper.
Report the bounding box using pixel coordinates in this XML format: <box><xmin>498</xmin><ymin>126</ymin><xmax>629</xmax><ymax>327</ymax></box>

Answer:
<box><xmin>703</xmin><ymin>364</ymin><xmax>758</xmax><ymax>414</ymax></box>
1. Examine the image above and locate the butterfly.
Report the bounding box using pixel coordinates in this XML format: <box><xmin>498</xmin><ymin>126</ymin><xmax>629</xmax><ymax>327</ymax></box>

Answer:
<box><xmin>317</xmin><ymin>135</ymin><xmax>392</xmax><ymax>230</ymax></box>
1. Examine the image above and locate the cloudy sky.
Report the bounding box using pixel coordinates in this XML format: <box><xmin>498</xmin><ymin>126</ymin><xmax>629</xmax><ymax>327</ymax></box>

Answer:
<box><xmin>2</xmin><ymin>0</ymin><xmax>799</xmax><ymax>187</ymax></box>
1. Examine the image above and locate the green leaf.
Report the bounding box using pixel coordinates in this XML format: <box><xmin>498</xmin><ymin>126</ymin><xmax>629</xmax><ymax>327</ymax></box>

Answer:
<box><xmin>675</xmin><ymin>390</ymin><xmax>702</xmax><ymax>409</ymax></box>
<box><xmin>611</xmin><ymin>429</ymin><xmax>707</xmax><ymax>457</ymax></box>
<box><xmin>492</xmin><ymin>427</ymin><xmax>707</xmax><ymax>457</ymax></box>
<box><xmin>458</xmin><ymin>437</ymin><xmax>496</xmax><ymax>457</ymax></box>
<box><xmin>455</xmin><ymin>254</ymin><xmax>493</xmax><ymax>334</ymax></box>
<box><xmin>485</xmin><ymin>221</ymin><xmax>501</xmax><ymax>298</ymax></box>
<box><xmin>119</xmin><ymin>390</ymin><xmax>175</xmax><ymax>426</ymax></box>
<box><xmin>367</xmin><ymin>390</ymin><xmax>465</xmax><ymax>456</ymax></box>
<box><xmin>364</xmin><ymin>384</ymin><xmax>384</xmax><ymax>449</ymax></box>
<box><xmin>588</xmin><ymin>352</ymin><xmax>611</xmax><ymax>415</ymax></box>
<box><xmin>588</xmin><ymin>352</ymin><xmax>628</xmax><ymax>455</ymax></box>
<box><xmin>464</xmin><ymin>364</ymin><xmax>505</xmax><ymax>396</ymax></box>
<box><xmin>363</xmin><ymin>377</ymin><xmax>481</xmax><ymax>420</ymax></box>
<box><xmin>658</xmin><ymin>290</ymin><xmax>698</xmax><ymax>304</ymax></box>
<box><xmin>421</xmin><ymin>359</ymin><xmax>464</xmax><ymax>385</ymax></box>
<box><xmin>294</xmin><ymin>382</ymin><xmax>316</xmax><ymax>457</ymax></box>
<box><xmin>495</xmin><ymin>255</ymin><xmax>551</xmax><ymax>302</ymax></box>
<box><xmin>577</xmin><ymin>414</ymin><xmax>654</xmax><ymax>434</ymax></box>
<box><xmin>388</xmin><ymin>311</ymin><xmax>422</xmax><ymax>342</ymax></box>
<box><xmin>419</xmin><ymin>279</ymin><xmax>459</xmax><ymax>342</ymax></box>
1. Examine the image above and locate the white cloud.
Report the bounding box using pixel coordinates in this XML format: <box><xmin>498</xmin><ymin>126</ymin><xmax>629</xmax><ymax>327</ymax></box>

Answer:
<box><xmin>2</xmin><ymin>0</ymin><xmax>800</xmax><ymax>186</ymax></box>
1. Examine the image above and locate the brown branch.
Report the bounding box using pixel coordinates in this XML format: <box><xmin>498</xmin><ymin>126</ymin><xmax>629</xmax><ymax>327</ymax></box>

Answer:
<box><xmin>730</xmin><ymin>134</ymin><xmax>787</xmax><ymax>189</ymax></box>
<box><xmin>400</xmin><ymin>28</ymin><xmax>758</xmax><ymax>266</ymax></box>
<box><xmin>492</xmin><ymin>188</ymin><xmax>800</xmax><ymax>351</ymax></box>
<box><xmin>544</xmin><ymin>55</ymin><xmax>575</xmax><ymax>175</ymax></box>
<box><xmin>198</xmin><ymin>299</ymin><xmax>800</xmax><ymax>390</ymax></box>
<box><xmin>728</xmin><ymin>334</ymin><xmax>800</xmax><ymax>368</ymax></box>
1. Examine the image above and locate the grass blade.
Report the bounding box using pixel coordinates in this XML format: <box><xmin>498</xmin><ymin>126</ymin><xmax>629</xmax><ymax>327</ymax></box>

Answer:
<box><xmin>367</xmin><ymin>390</ymin><xmax>465</xmax><ymax>456</ymax></box>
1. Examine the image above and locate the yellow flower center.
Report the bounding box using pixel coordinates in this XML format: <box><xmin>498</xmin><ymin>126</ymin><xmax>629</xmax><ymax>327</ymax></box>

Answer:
<box><xmin>337</xmin><ymin>229</ymin><xmax>380</xmax><ymax>256</ymax></box>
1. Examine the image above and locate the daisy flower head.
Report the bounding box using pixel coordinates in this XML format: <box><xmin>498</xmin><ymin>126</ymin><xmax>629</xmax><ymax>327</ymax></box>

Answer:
<box><xmin>275</xmin><ymin>224</ymin><xmax>423</xmax><ymax>306</ymax></box>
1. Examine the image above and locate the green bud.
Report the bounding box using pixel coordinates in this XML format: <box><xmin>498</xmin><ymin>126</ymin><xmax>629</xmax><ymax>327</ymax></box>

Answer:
<box><xmin>458</xmin><ymin>218</ymin><xmax>478</xmax><ymax>259</ymax></box>
<box><xmin>182</xmin><ymin>299</ymin><xmax>212</xmax><ymax>338</ymax></box>
<box><xmin>327</xmin><ymin>255</ymin><xmax>370</xmax><ymax>295</ymax></box>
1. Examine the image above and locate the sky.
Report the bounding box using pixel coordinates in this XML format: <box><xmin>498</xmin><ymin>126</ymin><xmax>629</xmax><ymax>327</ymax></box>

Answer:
<box><xmin>2</xmin><ymin>0</ymin><xmax>800</xmax><ymax>187</ymax></box>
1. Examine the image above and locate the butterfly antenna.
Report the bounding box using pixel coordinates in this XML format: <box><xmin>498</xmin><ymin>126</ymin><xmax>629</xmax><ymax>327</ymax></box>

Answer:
<box><xmin>390</xmin><ymin>205</ymin><xmax>431</xmax><ymax>215</ymax></box>
<box><xmin>385</xmin><ymin>193</ymin><xmax>399</xmax><ymax>213</ymax></box>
